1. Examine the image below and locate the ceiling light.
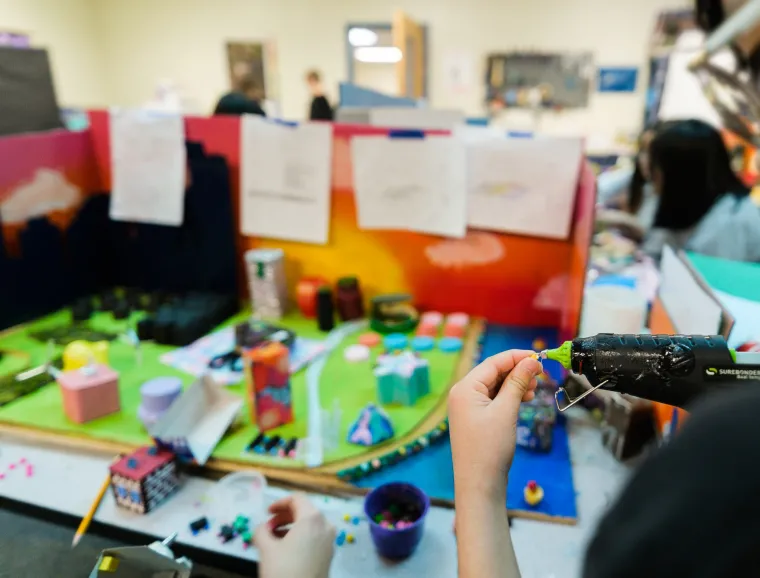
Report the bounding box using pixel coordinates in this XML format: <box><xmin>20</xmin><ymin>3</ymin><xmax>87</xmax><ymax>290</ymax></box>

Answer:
<box><xmin>354</xmin><ymin>46</ymin><xmax>402</xmax><ymax>64</ymax></box>
<box><xmin>348</xmin><ymin>27</ymin><xmax>378</xmax><ymax>47</ymax></box>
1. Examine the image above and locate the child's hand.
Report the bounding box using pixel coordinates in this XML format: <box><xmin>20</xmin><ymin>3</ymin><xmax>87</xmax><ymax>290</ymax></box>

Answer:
<box><xmin>255</xmin><ymin>493</ymin><xmax>336</xmax><ymax>578</ymax></box>
<box><xmin>448</xmin><ymin>350</ymin><xmax>542</xmax><ymax>501</ymax></box>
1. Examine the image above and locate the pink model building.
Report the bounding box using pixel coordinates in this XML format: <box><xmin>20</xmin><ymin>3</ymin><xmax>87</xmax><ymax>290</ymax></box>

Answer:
<box><xmin>110</xmin><ymin>446</ymin><xmax>180</xmax><ymax>514</ymax></box>
<box><xmin>58</xmin><ymin>364</ymin><xmax>120</xmax><ymax>424</ymax></box>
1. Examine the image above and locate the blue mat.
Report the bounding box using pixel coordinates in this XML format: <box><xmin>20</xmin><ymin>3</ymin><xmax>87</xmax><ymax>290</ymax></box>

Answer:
<box><xmin>353</xmin><ymin>324</ymin><xmax>578</xmax><ymax>521</ymax></box>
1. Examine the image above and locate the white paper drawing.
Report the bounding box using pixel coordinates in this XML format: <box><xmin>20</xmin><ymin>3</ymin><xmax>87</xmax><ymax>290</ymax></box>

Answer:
<box><xmin>240</xmin><ymin>116</ymin><xmax>333</xmax><ymax>244</ymax></box>
<box><xmin>351</xmin><ymin>134</ymin><xmax>468</xmax><ymax>238</ymax></box>
<box><xmin>465</xmin><ymin>135</ymin><xmax>583</xmax><ymax>239</ymax></box>
<box><xmin>109</xmin><ymin>109</ymin><xmax>186</xmax><ymax>226</ymax></box>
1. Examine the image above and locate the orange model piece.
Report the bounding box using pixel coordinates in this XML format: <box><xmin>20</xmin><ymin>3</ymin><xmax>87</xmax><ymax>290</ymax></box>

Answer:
<box><xmin>296</xmin><ymin>277</ymin><xmax>328</xmax><ymax>318</ymax></box>
<box><xmin>244</xmin><ymin>341</ymin><xmax>293</xmax><ymax>432</ymax></box>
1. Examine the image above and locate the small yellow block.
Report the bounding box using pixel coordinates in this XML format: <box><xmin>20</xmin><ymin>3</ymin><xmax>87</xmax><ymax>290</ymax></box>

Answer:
<box><xmin>343</xmin><ymin>514</ymin><xmax>351</xmax><ymax>522</ymax></box>
<box><xmin>346</xmin><ymin>534</ymin><xmax>355</xmax><ymax>544</ymax></box>
<box><xmin>98</xmin><ymin>555</ymin><xmax>120</xmax><ymax>572</ymax></box>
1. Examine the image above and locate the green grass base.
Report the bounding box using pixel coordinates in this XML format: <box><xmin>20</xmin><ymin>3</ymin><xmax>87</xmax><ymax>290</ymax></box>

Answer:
<box><xmin>0</xmin><ymin>308</ymin><xmax>461</xmax><ymax>469</ymax></box>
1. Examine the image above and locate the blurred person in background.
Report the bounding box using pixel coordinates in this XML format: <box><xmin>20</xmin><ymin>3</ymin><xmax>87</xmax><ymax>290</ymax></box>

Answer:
<box><xmin>213</xmin><ymin>75</ymin><xmax>266</xmax><ymax>117</ymax></box>
<box><xmin>305</xmin><ymin>70</ymin><xmax>334</xmax><ymax>121</ymax></box>
<box><xmin>642</xmin><ymin>119</ymin><xmax>759</xmax><ymax>262</ymax></box>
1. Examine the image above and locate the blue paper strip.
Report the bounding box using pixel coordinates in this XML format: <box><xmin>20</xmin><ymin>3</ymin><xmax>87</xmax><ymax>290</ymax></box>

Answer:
<box><xmin>388</xmin><ymin>129</ymin><xmax>425</xmax><ymax>139</ymax></box>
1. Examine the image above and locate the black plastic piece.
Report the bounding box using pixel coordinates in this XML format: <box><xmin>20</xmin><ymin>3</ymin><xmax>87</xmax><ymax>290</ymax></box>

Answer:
<box><xmin>189</xmin><ymin>516</ymin><xmax>209</xmax><ymax>533</ymax></box>
<box><xmin>136</xmin><ymin>317</ymin><xmax>155</xmax><ymax>341</ymax></box>
<box><xmin>316</xmin><ymin>287</ymin><xmax>334</xmax><ymax>332</ymax></box>
<box><xmin>100</xmin><ymin>290</ymin><xmax>118</xmax><ymax>312</ymax></box>
<box><xmin>246</xmin><ymin>433</ymin><xmax>265</xmax><ymax>452</ymax></box>
<box><xmin>71</xmin><ymin>298</ymin><xmax>93</xmax><ymax>322</ymax></box>
<box><xmin>112</xmin><ymin>299</ymin><xmax>131</xmax><ymax>320</ymax></box>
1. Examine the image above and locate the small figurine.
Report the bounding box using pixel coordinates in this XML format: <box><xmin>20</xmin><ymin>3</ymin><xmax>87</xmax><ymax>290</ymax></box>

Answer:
<box><xmin>347</xmin><ymin>404</ymin><xmax>394</xmax><ymax>446</ymax></box>
<box><xmin>523</xmin><ymin>480</ymin><xmax>544</xmax><ymax>507</ymax></box>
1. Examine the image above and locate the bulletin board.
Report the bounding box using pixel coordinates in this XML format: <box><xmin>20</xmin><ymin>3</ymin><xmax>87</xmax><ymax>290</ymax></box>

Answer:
<box><xmin>485</xmin><ymin>52</ymin><xmax>594</xmax><ymax>109</ymax></box>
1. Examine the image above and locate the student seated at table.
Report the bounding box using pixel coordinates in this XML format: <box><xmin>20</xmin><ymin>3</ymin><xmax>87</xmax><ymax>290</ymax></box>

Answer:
<box><xmin>641</xmin><ymin>119</ymin><xmax>760</xmax><ymax>262</ymax></box>
<box><xmin>595</xmin><ymin>122</ymin><xmax>672</xmax><ymax>241</ymax></box>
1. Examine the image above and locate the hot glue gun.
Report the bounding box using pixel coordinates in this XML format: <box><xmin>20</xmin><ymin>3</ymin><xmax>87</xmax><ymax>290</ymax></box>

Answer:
<box><xmin>539</xmin><ymin>333</ymin><xmax>760</xmax><ymax>412</ymax></box>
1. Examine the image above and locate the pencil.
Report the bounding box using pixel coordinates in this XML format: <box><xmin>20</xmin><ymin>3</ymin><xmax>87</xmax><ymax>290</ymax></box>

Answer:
<box><xmin>71</xmin><ymin>469</ymin><xmax>112</xmax><ymax>548</ymax></box>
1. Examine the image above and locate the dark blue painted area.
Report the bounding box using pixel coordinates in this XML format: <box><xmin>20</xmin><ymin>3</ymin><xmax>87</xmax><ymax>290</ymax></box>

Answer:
<box><xmin>352</xmin><ymin>324</ymin><xmax>578</xmax><ymax>520</ymax></box>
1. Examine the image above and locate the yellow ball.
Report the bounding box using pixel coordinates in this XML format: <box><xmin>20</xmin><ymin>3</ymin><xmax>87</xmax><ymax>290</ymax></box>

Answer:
<box><xmin>63</xmin><ymin>340</ymin><xmax>109</xmax><ymax>372</ymax></box>
<box><xmin>346</xmin><ymin>534</ymin><xmax>355</xmax><ymax>544</ymax></box>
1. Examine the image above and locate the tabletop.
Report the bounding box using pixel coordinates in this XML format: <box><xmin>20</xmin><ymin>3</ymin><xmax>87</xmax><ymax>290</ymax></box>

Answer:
<box><xmin>0</xmin><ymin>409</ymin><xmax>629</xmax><ymax>578</ymax></box>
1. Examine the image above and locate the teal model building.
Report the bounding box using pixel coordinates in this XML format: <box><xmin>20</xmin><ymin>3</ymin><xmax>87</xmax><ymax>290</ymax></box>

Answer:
<box><xmin>374</xmin><ymin>351</ymin><xmax>430</xmax><ymax>406</ymax></box>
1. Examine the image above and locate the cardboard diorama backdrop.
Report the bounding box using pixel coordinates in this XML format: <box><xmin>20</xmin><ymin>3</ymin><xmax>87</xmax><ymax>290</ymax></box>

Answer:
<box><xmin>0</xmin><ymin>111</ymin><xmax>596</xmax><ymax>340</ymax></box>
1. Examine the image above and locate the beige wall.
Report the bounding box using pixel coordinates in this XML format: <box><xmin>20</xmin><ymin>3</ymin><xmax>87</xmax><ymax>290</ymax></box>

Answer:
<box><xmin>2</xmin><ymin>0</ymin><xmax>694</xmax><ymax>135</ymax></box>
<box><xmin>88</xmin><ymin>0</ymin><xmax>691</xmax><ymax>135</ymax></box>
<box><xmin>0</xmin><ymin>0</ymin><xmax>106</xmax><ymax>107</ymax></box>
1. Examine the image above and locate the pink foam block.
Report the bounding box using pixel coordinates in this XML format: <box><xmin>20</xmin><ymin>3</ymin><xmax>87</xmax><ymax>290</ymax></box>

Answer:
<box><xmin>58</xmin><ymin>365</ymin><xmax>120</xmax><ymax>424</ymax></box>
<box><xmin>8</xmin><ymin>463</ymin><xmax>15</xmax><ymax>470</ymax></box>
<box><xmin>25</xmin><ymin>466</ymin><xmax>33</xmax><ymax>477</ymax></box>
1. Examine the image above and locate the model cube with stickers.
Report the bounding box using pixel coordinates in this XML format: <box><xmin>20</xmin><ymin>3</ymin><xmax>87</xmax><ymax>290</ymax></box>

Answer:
<box><xmin>109</xmin><ymin>446</ymin><xmax>179</xmax><ymax>514</ymax></box>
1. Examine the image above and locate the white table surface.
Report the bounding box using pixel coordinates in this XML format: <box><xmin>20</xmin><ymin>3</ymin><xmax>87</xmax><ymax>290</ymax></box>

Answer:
<box><xmin>0</xmin><ymin>409</ymin><xmax>629</xmax><ymax>578</ymax></box>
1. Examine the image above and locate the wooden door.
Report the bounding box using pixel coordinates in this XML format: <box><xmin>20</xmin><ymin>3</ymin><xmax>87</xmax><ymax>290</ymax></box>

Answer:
<box><xmin>392</xmin><ymin>11</ymin><xmax>425</xmax><ymax>99</ymax></box>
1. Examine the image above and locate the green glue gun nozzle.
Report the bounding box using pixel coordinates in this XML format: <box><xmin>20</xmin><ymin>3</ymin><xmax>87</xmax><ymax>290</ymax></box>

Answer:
<box><xmin>542</xmin><ymin>341</ymin><xmax>572</xmax><ymax>370</ymax></box>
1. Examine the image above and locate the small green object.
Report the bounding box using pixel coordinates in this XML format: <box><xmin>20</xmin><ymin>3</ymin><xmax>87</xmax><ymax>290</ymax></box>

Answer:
<box><xmin>242</xmin><ymin>531</ymin><xmax>252</xmax><ymax>543</ymax></box>
<box><xmin>233</xmin><ymin>515</ymin><xmax>250</xmax><ymax>532</ymax></box>
<box><xmin>543</xmin><ymin>341</ymin><xmax>572</xmax><ymax>369</ymax></box>
<box><xmin>374</xmin><ymin>514</ymin><xmax>383</xmax><ymax>523</ymax></box>
<box><xmin>256</xmin><ymin>262</ymin><xmax>265</xmax><ymax>279</ymax></box>
<box><xmin>730</xmin><ymin>348</ymin><xmax>737</xmax><ymax>363</ymax></box>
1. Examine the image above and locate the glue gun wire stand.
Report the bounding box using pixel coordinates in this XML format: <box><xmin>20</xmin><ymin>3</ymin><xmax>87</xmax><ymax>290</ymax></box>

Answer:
<box><xmin>540</xmin><ymin>334</ymin><xmax>760</xmax><ymax>412</ymax></box>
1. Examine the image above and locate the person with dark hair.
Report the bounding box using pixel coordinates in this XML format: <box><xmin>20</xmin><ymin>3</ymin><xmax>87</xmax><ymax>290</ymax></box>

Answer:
<box><xmin>212</xmin><ymin>75</ymin><xmax>266</xmax><ymax>117</ymax></box>
<box><xmin>305</xmin><ymin>70</ymin><xmax>334</xmax><ymax>121</ymax></box>
<box><xmin>641</xmin><ymin>118</ymin><xmax>759</xmax><ymax>261</ymax></box>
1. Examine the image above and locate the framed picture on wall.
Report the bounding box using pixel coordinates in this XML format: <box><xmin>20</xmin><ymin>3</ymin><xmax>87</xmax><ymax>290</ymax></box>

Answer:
<box><xmin>225</xmin><ymin>41</ymin><xmax>279</xmax><ymax>102</ymax></box>
<box><xmin>650</xmin><ymin>10</ymin><xmax>697</xmax><ymax>53</ymax></box>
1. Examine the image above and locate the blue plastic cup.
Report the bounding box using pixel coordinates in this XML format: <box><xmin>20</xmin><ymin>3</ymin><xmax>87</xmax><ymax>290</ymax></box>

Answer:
<box><xmin>364</xmin><ymin>482</ymin><xmax>430</xmax><ymax>559</ymax></box>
